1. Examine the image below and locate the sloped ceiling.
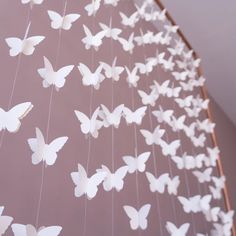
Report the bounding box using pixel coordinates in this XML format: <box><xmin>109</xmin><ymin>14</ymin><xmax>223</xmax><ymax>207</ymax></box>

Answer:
<box><xmin>160</xmin><ymin>0</ymin><xmax>236</xmax><ymax>126</ymax></box>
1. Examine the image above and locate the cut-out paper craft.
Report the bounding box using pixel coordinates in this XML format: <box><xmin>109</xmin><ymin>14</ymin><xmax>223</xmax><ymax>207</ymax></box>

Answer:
<box><xmin>5</xmin><ymin>24</ymin><xmax>45</xmax><ymax>57</ymax></box>
<box><xmin>204</xmin><ymin>147</ymin><xmax>219</xmax><ymax>167</ymax></box>
<box><xmin>160</xmin><ymin>139</ymin><xmax>180</xmax><ymax>156</ymax></box>
<box><xmin>203</xmin><ymin>207</ymin><xmax>220</xmax><ymax>222</ymax></box>
<box><xmin>21</xmin><ymin>0</ymin><xmax>44</xmax><ymax>5</ymax></box>
<box><xmin>96</xmin><ymin>165</ymin><xmax>128</xmax><ymax>192</ymax></box>
<box><xmin>152</xmin><ymin>32</ymin><xmax>164</xmax><ymax>45</ymax></box>
<box><xmin>209</xmin><ymin>186</ymin><xmax>222</xmax><ymax>200</ymax></box>
<box><xmin>71</xmin><ymin>163</ymin><xmax>106</xmax><ymax>199</ymax></box>
<box><xmin>183</xmin><ymin>123</ymin><xmax>196</xmax><ymax>138</ymax></box>
<box><xmin>135</xmin><ymin>59</ymin><xmax>156</xmax><ymax>75</ymax></box>
<box><xmin>192</xmin><ymin>96</ymin><xmax>209</xmax><ymax>110</ymax></box>
<box><xmin>122</xmin><ymin>106</ymin><xmax>147</xmax><ymax>125</ymax></box>
<box><xmin>184</xmin><ymin>106</ymin><xmax>201</xmax><ymax>118</ymax></box>
<box><xmin>138</xmin><ymin>89</ymin><xmax>158</xmax><ymax>107</ymax></box>
<box><xmin>162</xmin><ymin>56</ymin><xmax>175</xmax><ymax>71</ymax></box>
<box><xmin>167</xmin><ymin>40</ymin><xmax>185</xmax><ymax>56</ymax></box>
<box><xmin>211</xmin><ymin>223</ymin><xmax>232</xmax><ymax>236</ymax></box>
<box><xmin>99</xmin><ymin>20</ymin><xmax>122</xmax><ymax>40</ymax></box>
<box><xmin>171</xmin><ymin>153</ymin><xmax>205</xmax><ymax>170</ymax></box>
<box><xmin>134</xmin><ymin>31</ymin><xmax>153</xmax><ymax>46</ymax></box>
<box><xmin>0</xmin><ymin>206</ymin><xmax>13</xmax><ymax>236</ymax></box>
<box><xmin>38</xmin><ymin>57</ymin><xmax>74</xmax><ymax>91</ymax></box>
<box><xmin>78</xmin><ymin>63</ymin><xmax>105</xmax><ymax>89</ymax></box>
<box><xmin>192</xmin><ymin>168</ymin><xmax>213</xmax><ymax>183</ymax></box>
<box><xmin>152</xmin><ymin>106</ymin><xmax>173</xmax><ymax>124</ymax></box>
<box><xmin>123</xmin><ymin>204</ymin><xmax>151</xmax><ymax>230</ymax></box>
<box><xmin>100</xmin><ymin>57</ymin><xmax>124</xmax><ymax>81</ymax></box>
<box><xmin>84</xmin><ymin>0</ymin><xmax>101</xmax><ymax>16</ymax></box>
<box><xmin>27</xmin><ymin>127</ymin><xmax>68</xmax><ymax>166</ymax></box>
<box><xmin>150</xmin><ymin>80</ymin><xmax>170</xmax><ymax>96</ymax></box>
<box><xmin>169</xmin><ymin>115</ymin><xmax>186</xmax><ymax>132</ymax></box>
<box><xmin>212</xmin><ymin>176</ymin><xmax>226</xmax><ymax>190</ymax></box>
<box><xmin>82</xmin><ymin>25</ymin><xmax>106</xmax><ymax>51</ymax></box>
<box><xmin>122</xmin><ymin>152</ymin><xmax>151</xmax><ymax>173</ymax></box>
<box><xmin>146</xmin><ymin>172</ymin><xmax>169</xmax><ymax>193</ymax></box>
<box><xmin>140</xmin><ymin>126</ymin><xmax>165</xmax><ymax>146</ymax></box>
<box><xmin>134</xmin><ymin>2</ymin><xmax>147</xmax><ymax>19</ymax></box>
<box><xmin>119</xmin><ymin>12</ymin><xmax>139</xmax><ymax>28</ymax></box>
<box><xmin>165</xmin><ymin>221</ymin><xmax>190</xmax><ymax>236</ymax></box>
<box><xmin>125</xmin><ymin>66</ymin><xmax>140</xmax><ymax>87</ymax></box>
<box><xmin>219</xmin><ymin>210</ymin><xmax>235</xmax><ymax>224</ymax></box>
<box><xmin>172</xmin><ymin>71</ymin><xmax>188</xmax><ymax>81</ymax></box>
<box><xmin>191</xmin><ymin>133</ymin><xmax>206</xmax><ymax>148</ymax></box>
<box><xmin>167</xmin><ymin>176</ymin><xmax>180</xmax><ymax>195</ymax></box>
<box><xmin>99</xmin><ymin>104</ymin><xmax>124</xmax><ymax>128</ymax></box>
<box><xmin>118</xmin><ymin>33</ymin><xmax>135</xmax><ymax>54</ymax></box>
<box><xmin>104</xmin><ymin>0</ymin><xmax>120</xmax><ymax>6</ymax></box>
<box><xmin>11</xmin><ymin>224</ymin><xmax>62</xmax><ymax>236</ymax></box>
<box><xmin>166</xmin><ymin>84</ymin><xmax>181</xmax><ymax>98</ymax></box>
<box><xmin>47</xmin><ymin>10</ymin><xmax>80</xmax><ymax>30</ymax></box>
<box><xmin>0</xmin><ymin>102</ymin><xmax>33</xmax><ymax>133</ymax></box>
<box><xmin>196</xmin><ymin>119</ymin><xmax>215</xmax><ymax>133</ymax></box>
<box><xmin>74</xmin><ymin>107</ymin><xmax>103</xmax><ymax>138</ymax></box>
<box><xmin>175</xmin><ymin>95</ymin><xmax>193</xmax><ymax>108</ymax></box>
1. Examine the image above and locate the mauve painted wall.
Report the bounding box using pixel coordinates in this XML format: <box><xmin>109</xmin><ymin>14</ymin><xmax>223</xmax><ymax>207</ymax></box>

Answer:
<box><xmin>0</xmin><ymin>0</ymin><xmax>231</xmax><ymax>235</ymax></box>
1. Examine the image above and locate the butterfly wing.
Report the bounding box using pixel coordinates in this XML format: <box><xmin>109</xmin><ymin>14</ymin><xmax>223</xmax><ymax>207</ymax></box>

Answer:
<box><xmin>139</xmin><ymin>204</ymin><xmax>151</xmax><ymax>230</ymax></box>
<box><xmin>123</xmin><ymin>206</ymin><xmax>139</xmax><ymax>230</ymax></box>
<box><xmin>47</xmin><ymin>10</ymin><xmax>63</xmax><ymax>29</ymax></box>
<box><xmin>38</xmin><ymin>226</ymin><xmax>62</xmax><ymax>236</ymax></box>
<box><xmin>114</xmin><ymin>166</ymin><xmax>128</xmax><ymax>191</ymax></box>
<box><xmin>140</xmin><ymin>129</ymin><xmax>153</xmax><ymax>145</ymax></box>
<box><xmin>74</xmin><ymin>110</ymin><xmax>90</xmax><ymax>134</ymax></box>
<box><xmin>55</xmin><ymin>65</ymin><xmax>74</xmax><ymax>89</ymax></box>
<box><xmin>5</xmin><ymin>37</ymin><xmax>23</xmax><ymax>56</ymax></box>
<box><xmin>23</xmin><ymin>36</ymin><xmax>45</xmax><ymax>55</ymax></box>
<box><xmin>62</xmin><ymin>14</ymin><xmax>80</xmax><ymax>30</ymax></box>
<box><xmin>146</xmin><ymin>172</ymin><xmax>158</xmax><ymax>193</ymax></box>
<box><xmin>122</xmin><ymin>156</ymin><xmax>136</xmax><ymax>173</ymax></box>
<box><xmin>11</xmin><ymin>224</ymin><xmax>27</xmax><ymax>236</ymax></box>
<box><xmin>137</xmin><ymin>152</ymin><xmax>150</xmax><ymax>172</ymax></box>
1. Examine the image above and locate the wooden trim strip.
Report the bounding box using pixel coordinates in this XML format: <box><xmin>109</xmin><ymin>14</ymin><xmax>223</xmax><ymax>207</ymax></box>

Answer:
<box><xmin>153</xmin><ymin>0</ymin><xmax>236</xmax><ymax>234</ymax></box>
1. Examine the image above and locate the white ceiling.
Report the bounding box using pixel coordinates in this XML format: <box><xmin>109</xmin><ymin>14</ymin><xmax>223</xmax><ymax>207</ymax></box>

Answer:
<box><xmin>160</xmin><ymin>0</ymin><xmax>236</xmax><ymax>126</ymax></box>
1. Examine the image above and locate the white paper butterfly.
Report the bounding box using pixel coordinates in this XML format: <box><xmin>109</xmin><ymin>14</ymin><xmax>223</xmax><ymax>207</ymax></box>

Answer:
<box><xmin>165</xmin><ymin>221</ymin><xmax>190</xmax><ymax>236</ymax></box>
<box><xmin>191</xmin><ymin>133</ymin><xmax>206</xmax><ymax>147</ymax></box>
<box><xmin>5</xmin><ymin>26</ymin><xmax>45</xmax><ymax>57</ymax></box>
<box><xmin>96</xmin><ymin>165</ymin><xmax>128</xmax><ymax>192</ymax></box>
<box><xmin>162</xmin><ymin>56</ymin><xmax>175</xmax><ymax>71</ymax></box>
<box><xmin>47</xmin><ymin>10</ymin><xmax>80</xmax><ymax>30</ymax></box>
<box><xmin>78</xmin><ymin>63</ymin><xmax>105</xmax><ymax>89</ymax></box>
<box><xmin>118</xmin><ymin>33</ymin><xmax>135</xmax><ymax>54</ymax></box>
<box><xmin>178</xmin><ymin>195</ymin><xmax>201</xmax><ymax>213</ymax></box>
<box><xmin>204</xmin><ymin>147</ymin><xmax>219</xmax><ymax>167</ymax></box>
<box><xmin>134</xmin><ymin>30</ymin><xmax>153</xmax><ymax>46</ymax></box>
<box><xmin>150</xmin><ymin>80</ymin><xmax>170</xmax><ymax>96</ymax></box>
<box><xmin>169</xmin><ymin>115</ymin><xmax>186</xmax><ymax>132</ymax></box>
<box><xmin>21</xmin><ymin>0</ymin><xmax>44</xmax><ymax>5</ymax></box>
<box><xmin>84</xmin><ymin>0</ymin><xmax>101</xmax><ymax>16</ymax></box>
<box><xmin>119</xmin><ymin>12</ymin><xmax>139</xmax><ymax>28</ymax></box>
<box><xmin>74</xmin><ymin>107</ymin><xmax>103</xmax><ymax>138</ymax></box>
<box><xmin>196</xmin><ymin>119</ymin><xmax>215</xmax><ymax>133</ymax></box>
<box><xmin>71</xmin><ymin>163</ymin><xmax>106</xmax><ymax>199</ymax></box>
<box><xmin>152</xmin><ymin>106</ymin><xmax>173</xmax><ymax>124</ymax></box>
<box><xmin>146</xmin><ymin>172</ymin><xmax>169</xmax><ymax>193</ymax></box>
<box><xmin>38</xmin><ymin>57</ymin><xmax>74</xmax><ymax>91</ymax></box>
<box><xmin>184</xmin><ymin>106</ymin><xmax>201</xmax><ymax>118</ymax></box>
<box><xmin>99</xmin><ymin>104</ymin><xmax>124</xmax><ymax>128</ymax></box>
<box><xmin>0</xmin><ymin>102</ymin><xmax>33</xmax><ymax>133</ymax></box>
<box><xmin>166</xmin><ymin>85</ymin><xmax>182</xmax><ymax>98</ymax></box>
<box><xmin>99</xmin><ymin>20</ymin><xmax>122</xmax><ymax>40</ymax></box>
<box><xmin>123</xmin><ymin>204</ymin><xmax>151</xmax><ymax>230</ymax></box>
<box><xmin>203</xmin><ymin>207</ymin><xmax>220</xmax><ymax>222</ymax></box>
<box><xmin>104</xmin><ymin>0</ymin><xmax>120</xmax><ymax>6</ymax></box>
<box><xmin>138</xmin><ymin>89</ymin><xmax>158</xmax><ymax>107</ymax></box>
<box><xmin>135</xmin><ymin>59</ymin><xmax>156</xmax><ymax>75</ymax></box>
<box><xmin>211</xmin><ymin>223</ymin><xmax>232</xmax><ymax>236</ymax></box>
<box><xmin>100</xmin><ymin>57</ymin><xmax>124</xmax><ymax>81</ymax></box>
<box><xmin>140</xmin><ymin>126</ymin><xmax>165</xmax><ymax>146</ymax></box>
<box><xmin>122</xmin><ymin>152</ymin><xmax>151</xmax><ymax>173</ymax></box>
<box><xmin>167</xmin><ymin>176</ymin><xmax>180</xmax><ymax>195</ymax></box>
<box><xmin>160</xmin><ymin>139</ymin><xmax>180</xmax><ymax>157</ymax></box>
<box><xmin>27</xmin><ymin>128</ymin><xmax>68</xmax><ymax>166</ymax></box>
<box><xmin>219</xmin><ymin>210</ymin><xmax>235</xmax><ymax>224</ymax></box>
<box><xmin>122</xmin><ymin>106</ymin><xmax>147</xmax><ymax>125</ymax></box>
<box><xmin>11</xmin><ymin>224</ymin><xmax>62</xmax><ymax>236</ymax></box>
<box><xmin>192</xmin><ymin>168</ymin><xmax>213</xmax><ymax>183</ymax></box>
<box><xmin>183</xmin><ymin>123</ymin><xmax>196</xmax><ymax>138</ymax></box>
<box><xmin>125</xmin><ymin>66</ymin><xmax>140</xmax><ymax>87</ymax></box>
<box><xmin>0</xmin><ymin>206</ymin><xmax>13</xmax><ymax>236</ymax></box>
<box><xmin>175</xmin><ymin>95</ymin><xmax>193</xmax><ymax>108</ymax></box>
<box><xmin>82</xmin><ymin>25</ymin><xmax>106</xmax><ymax>51</ymax></box>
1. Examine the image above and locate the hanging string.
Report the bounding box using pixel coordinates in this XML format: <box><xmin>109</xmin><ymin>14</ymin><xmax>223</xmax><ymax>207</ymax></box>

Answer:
<box><xmin>82</xmin><ymin>5</ymin><xmax>96</xmax><ymax>236</ymax></box>
<box><xmin>0</xmin><ymin>5</ymin><xmax>32</xmax><ymax>150</ymax></box>
<box><xmin>35</xmin><ymin>1</ymin><xmax>67</xmax><ymax>228</ymax></box>
<box><xmin>138</xmin><ymin>13</ymin><xmax>163</xmax><ymax>236</ymax></box>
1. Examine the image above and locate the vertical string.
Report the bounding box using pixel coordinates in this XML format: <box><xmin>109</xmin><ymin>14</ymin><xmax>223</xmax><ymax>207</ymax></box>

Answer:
<box><xmin>35</xmin><ymin>1</ymin><xmax>67</xmax><ymax>228</ymax></box>
<box><xmin>136</xmin><ymin>11</ymin><xmax>164</xmax><ymax>236</ymax></box>
<box><xmin>0</xmin><ymin>5</ymin><xmax>32</xmax><ymax>150</ymax></box>
<box><xmin>83</xmin><ymin>6</ymin><xmax>96</xmax><ymax>235</ymax></box>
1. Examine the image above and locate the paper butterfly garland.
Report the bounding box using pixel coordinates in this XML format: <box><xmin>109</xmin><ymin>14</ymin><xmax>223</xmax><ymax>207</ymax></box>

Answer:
<box><xmin>11</xmin><ymin>224</ymin><xmax>62</xmax><ymax>236</ymax></box>
<box><xmin>0</xmin><ymin>102</ymin><xmax>33</xmax><ymax>133</ymax></box>
<box><xmin>71</xmin><ymin>163</ymin><xmax>106</xmax><ymax>199</ymax></box>
<box><xmin>27</xmin><ymin>128</ymin><xmax>68</xmax><ymax>166</ymax></box>
<box><xmin>38</xmin><ymin>57</ymin><xmax>74</xmax><ymax>91</ymax></box>
<box><xmin>47</xmin><ymin>10</ymin><xmax>80</xmax><ymax>30</ymax></box>
<box><xmin>123</xmin><ymin>204</ymin><xmax>151</xmax><ymax>230</ymax></box>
